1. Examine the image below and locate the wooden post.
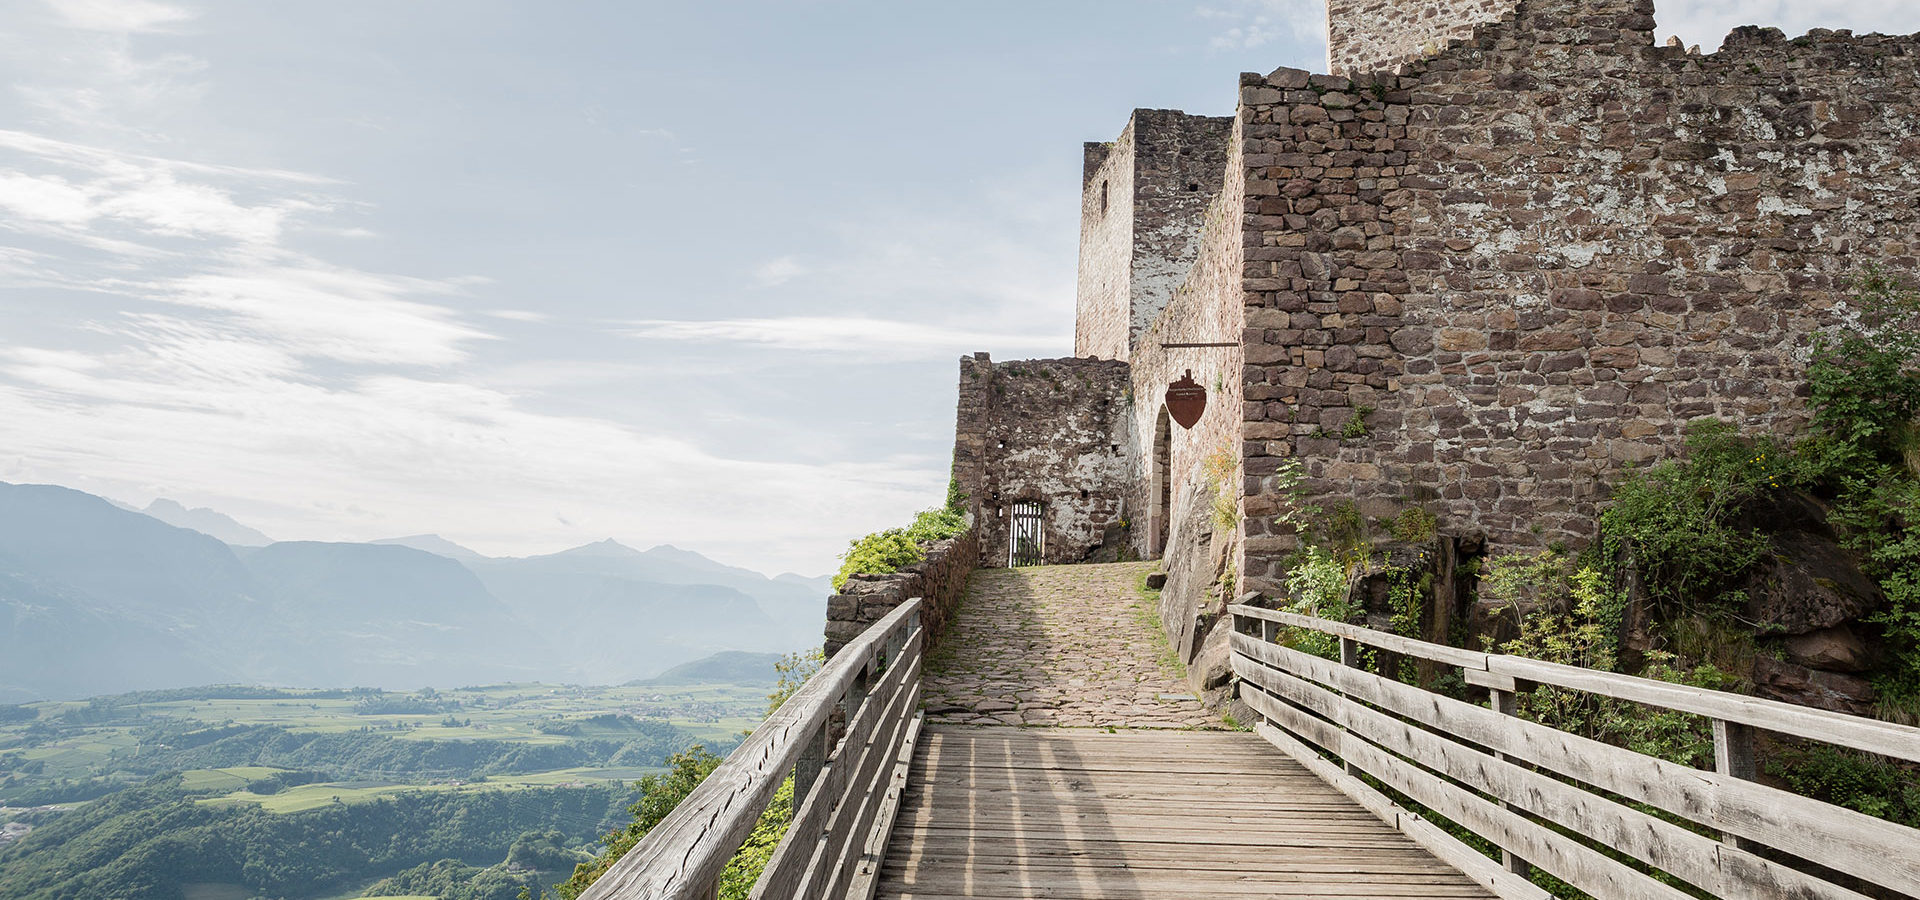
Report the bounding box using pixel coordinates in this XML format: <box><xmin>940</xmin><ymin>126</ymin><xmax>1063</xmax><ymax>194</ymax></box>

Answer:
<box><xmin>794</xmin><ymin>719</ymin><xmax>828</xmax><ymax>805</ymax></box>
<box><xmin>697</xmin><ymin>874</ymin><xmax>718</xmax><ymax>900</ymax></box>
<box><xmin>1339</xmin><ymin>637</ymin><xmax>1360</xmax><ymax>775</ymax></box>
<box><xmin>1488</xmin><ymin>685</ymin><xmax>1532</xmax><ymax>878</ymax></box>
<box><xmin>1260</xmin><ymin>618</ymin><xmax>1277</xmax><ymax>645</ymax></box>
<box><xmin>1713</xmin><ymin>718</ymin><xmax>1757</xmax><ymax>849</ymax></box>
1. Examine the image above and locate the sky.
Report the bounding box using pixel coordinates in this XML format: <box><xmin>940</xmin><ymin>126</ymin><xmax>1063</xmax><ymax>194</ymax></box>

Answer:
<box><xmin>1</xmin><ymin>1</ymin><xmax>1917</xmax><ymax>577</ymax></box>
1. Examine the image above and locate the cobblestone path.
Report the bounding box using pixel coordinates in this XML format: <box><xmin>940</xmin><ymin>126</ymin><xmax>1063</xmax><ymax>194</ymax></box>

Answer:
<box><xmin>920</xmin><ymin>561</ymin><xmax>1219</xmax><ymax>729</ymax></box>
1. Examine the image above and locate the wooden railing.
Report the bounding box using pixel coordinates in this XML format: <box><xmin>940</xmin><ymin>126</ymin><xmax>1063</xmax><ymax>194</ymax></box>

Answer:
<box><xmin>1228</xmin><ymin>603</ymin><xmax>1920</xmax><ymax>900</ymax></box>
<box><xmin>582</xmin><ymin>599</ymin><xmax>926</xmax><ymax>900</ymax></box>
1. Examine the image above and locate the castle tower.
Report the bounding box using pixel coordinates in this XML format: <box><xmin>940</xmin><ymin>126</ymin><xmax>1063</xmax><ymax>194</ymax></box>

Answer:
<box><xmin>1073</xmin><ymin>109</ymin><xmax>1231</xmax><ymax>361</ymax></box>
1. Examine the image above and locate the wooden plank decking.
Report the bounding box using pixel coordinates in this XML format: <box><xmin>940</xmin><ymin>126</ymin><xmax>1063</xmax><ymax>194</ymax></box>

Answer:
<box><xmin>876</xmin><ymin>725</ymin><xmax>1496</xmax><ymax>899</ymax></box>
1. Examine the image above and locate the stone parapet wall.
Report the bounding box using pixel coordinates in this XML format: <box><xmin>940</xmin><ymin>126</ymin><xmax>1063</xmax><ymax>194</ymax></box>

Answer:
<box><xmin>1235</xmin><ymin>0</ymin><xmax>1920</xmax><ymax>593</ymax></box>
<box><xmin>952</xmin><ymin>354</ymin><xmax>1134</xmax><ymax>567</ymax></box>
<box><xmin>1326</xmin><ymin>0</ymin><xmax>1519</xmax><ymax>77</ymax></box>
<box><xmin>823</xmin><ymin>530</ymin><xmax>979</xmax><ymax>658</ymax></box>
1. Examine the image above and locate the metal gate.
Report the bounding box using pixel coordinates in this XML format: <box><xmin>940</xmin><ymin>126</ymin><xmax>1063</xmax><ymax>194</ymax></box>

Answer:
<box><xmin>1009</xmin><ymin>501</ymin><xmax>1044</xmax><ymax>567</ymax></box>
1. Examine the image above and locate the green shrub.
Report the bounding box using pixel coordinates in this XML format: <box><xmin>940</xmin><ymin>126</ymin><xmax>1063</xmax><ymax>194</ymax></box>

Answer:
<box><xmin>1768</xmin><ymin>743</ymin><xmax>1920</xmax><ymax>827</ymax></box>
<box><xmin>1279</xmin><ymin>546</ymin><xmax>1354</xmax><ymax>660</ymax></box>
<box><xmin>1807</xmin><ymin>268</ymin><xmax>1920</xmax><ymax>467</ymax></box>
<box><xmin>1490</xmin><ymin>556</ymin><xmax>1727</xmax><ymax>769</ymax></box>
<box><xmin>1340</xmin><ymin>405</ymin><xmax>1374</xmax><ymax>440</ymax></box>
<box><xmin>1203</xmin><ymin>444</ymin><xmax>1240</xmax><ymax>531</ymax></box>
<box><xmin>830</xmin><ymin>505</ymin><xmax>969</xmax><ymax>591</ymax></box>
<box><xmin>558</xmin><ymin>746</ymin><xmax>723</xmax><ymax>898</ymax></box>
<box><xmin>556</xmin><ymin>746</ymin><xmax>792</xmax><ymax>900</ymax></box>
<box><xmin>904</xmin><ymin>506</ymin><xmax>966</xmax><ymax>543</ymax></box>
<box><xmin>831</xmin><ymin>529</ymin><xmax>923</xmax><ymax>591</ymax></box>
<box><xmin>1273</xmin><ymin>458</ymin><xmax>1321</xmax><ymax>536</ymax></box>
<box><xmin>1599</xmin><ymin>419</ymin><xmax>1777</xmax><ymax>616</ymax></box>
<box><xmin>1803</xmin><ymin>270</ymin><xmax>1920</xmax><ymax>703</ymax></box>
<box><xmin>766</xmin><ymin>648</ymin><xmax>823</xmax><ymax>717</ymax></box>
<box><xmin>1390</xmin><ymin>506</ymin><xmax>1437</xmax><ymax>543</ymax></box>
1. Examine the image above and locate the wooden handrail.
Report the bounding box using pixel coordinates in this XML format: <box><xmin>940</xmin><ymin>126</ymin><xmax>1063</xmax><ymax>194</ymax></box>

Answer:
<box><xmin>581</xmin><ymin>600</ymin><xmax>925</xmax><ymax>900</ymax></box>
<box><xmin>1230</xmin><ymin>605</ymin><xmax>1920</xmax><ymax>900</ymax></box>
<box><xmin>1230</xmin><ymin>604</ymin><xmax>1920</xmax><ymax>764</ymax></box>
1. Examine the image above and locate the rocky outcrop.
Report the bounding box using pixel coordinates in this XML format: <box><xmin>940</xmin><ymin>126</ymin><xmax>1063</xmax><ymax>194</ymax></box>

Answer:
<box><xmin>1751</xmin><ymin>655</ymin><xmax>1877</xmax><ymax>716</ymax></box>
<box><xmin>1784</xmin><ymin>625</ymin><xmax>1873</xmax><ymax>673</ymax></box>
<box><xmin>1743</xmin><ymin>531</ymin><xmax>1882</xmax><ymax>636</ymax></box>
<box><xmin>1157</xmin><ymin>477</ymin><xmax>1223</xmax><ymax>665</ymax></box>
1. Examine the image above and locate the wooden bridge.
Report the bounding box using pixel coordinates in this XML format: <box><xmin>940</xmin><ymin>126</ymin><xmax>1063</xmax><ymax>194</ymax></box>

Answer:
<box><xmin>582</xmin><ymin>563</ymin><xmax>1920</xmax><ymax>900</ymax></box>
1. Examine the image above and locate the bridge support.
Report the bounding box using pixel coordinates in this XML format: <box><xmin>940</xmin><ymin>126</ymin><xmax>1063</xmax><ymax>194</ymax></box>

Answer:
<box><xmin>1712</xmin><ymin>719</ymin><xmax>1757</xmax><ymax>850</ymax></box>
<box><xmin>1486</xmin><ymin>681</ymin><xmax>1532</xmax><ymax>878</ymax></box>
<box><xmin>1339</xmin><ymin>637</ymin><xmax>1362</xmax><ymax>776</ymax></box>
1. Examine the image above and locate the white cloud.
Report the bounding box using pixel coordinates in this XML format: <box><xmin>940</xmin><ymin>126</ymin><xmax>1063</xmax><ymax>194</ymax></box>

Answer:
<box><xmin>1656</xmin><ymin>0</ymin><xmax>1920</xmax><ymax>52</ymax></box>
<box><xmin>0</xmin><ymin>132</ymin><xmax>328</xmax><ymax>255</ymax></box>
<box><xmin>1197</xmin><ymin>0</ymin><xmax>1325</xmax><ymax>51</ymax></box>
<box><xmin>484</xmin><ymin>309</ymin><xmax>549</xmax><ymax>323</ymax></box>
<box><xmin>753</xmin><ymin>254</ymin><xmax>808</xmax><ymax>287</ymax></box>
<box><xmin>12</xmin><ymin>1</ymin><xmax>208</xmax><ymax>135</ymax></box>
<box><xmin>47</xmin><ymin>0</ymin><xmax>196</xmax><ymax>34</ymax></box>
<box><xmin>148</xmin><ymin>264</ymin><xmax>492</xmax><ymax>366</ymax></box>
<box><xmin>625</xmin><ymin>315</ymin><xmax>1068</xmax><ymax>358</ymax></box>
<box><xmin>0</xmin><ymin>172</ymin><xmax>95</xmax><ymax>224</ymax></box>
<box><xmin>0</xmin><ymin>327</ymin><xmax>935</xmax><ymax>573</ymax></box>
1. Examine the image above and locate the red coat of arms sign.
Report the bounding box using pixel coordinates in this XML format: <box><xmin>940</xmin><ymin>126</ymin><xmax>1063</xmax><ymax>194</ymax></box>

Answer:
<box><xmin>1166</xmin><ymin>370</ymin><xmax>1207</xmax><ymax>429</ymax></box>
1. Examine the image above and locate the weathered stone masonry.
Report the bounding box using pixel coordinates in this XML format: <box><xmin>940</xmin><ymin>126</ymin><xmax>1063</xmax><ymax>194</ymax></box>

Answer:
<box><xmin>1075</xmin><ymin>111</ymin><xmax>1233</xmax><ymax>361</ymax></box>
<box><xmin>954</xmin><ymin>0</ymin><xmax>1920</xmax><ymax>682</ymax></box>
<box><xmin>950</xmin><ymin>354</ymin><xmax>1133</xmax><ymax>567</ymax></box>
<box><xmin>1327</xmin><ymin>0</ymin><xmax>1515</xmax><ymax>78</ymax></box>
<box><xmin>823</xmin><ymin>531</ymin><xmax>978</xmax><ymax>658</ymax></box>
<box><xmin>1238</xmin><ymin>0</ymin><xmax>1920</xmax><ymax>594</ymax></box>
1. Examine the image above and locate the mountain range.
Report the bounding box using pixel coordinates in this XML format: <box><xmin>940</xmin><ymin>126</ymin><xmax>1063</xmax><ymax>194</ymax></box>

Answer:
<box><xmin>0</xmin><ymin>481</ymin><xmax>831</xmax><ymax>703</ymax></box>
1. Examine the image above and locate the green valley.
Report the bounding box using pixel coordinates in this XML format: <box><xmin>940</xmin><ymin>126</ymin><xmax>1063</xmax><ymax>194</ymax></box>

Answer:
<box><xmin>0</xmin><ymin>673</ymin><xmax>780</xmax><ymax>899</ymax></box>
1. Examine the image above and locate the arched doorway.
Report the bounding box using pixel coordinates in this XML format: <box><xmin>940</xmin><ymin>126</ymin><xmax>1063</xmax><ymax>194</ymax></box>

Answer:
<box><xmin>1149</xmin><ymin>405</ymin><xmax>1172</xmax><ymax>557</ymax></box>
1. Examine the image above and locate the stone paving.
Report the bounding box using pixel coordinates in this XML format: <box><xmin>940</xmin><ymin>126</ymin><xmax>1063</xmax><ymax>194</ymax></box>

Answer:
<box><xmin>920</xmin><ymin>561</ymin><xmax>1220</xmax><ymax>729</ymax></box>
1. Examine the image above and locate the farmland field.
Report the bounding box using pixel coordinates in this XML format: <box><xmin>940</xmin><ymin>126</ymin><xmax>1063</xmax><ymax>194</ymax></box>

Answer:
<box><xmin>0</xmin><ymin>676</ymin><xmax>781</xmax><ymax>899</ymax></box>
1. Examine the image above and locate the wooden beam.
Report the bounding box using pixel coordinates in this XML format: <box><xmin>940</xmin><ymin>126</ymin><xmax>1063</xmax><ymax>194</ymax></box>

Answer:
<box><xmin>1232</xmin><ymin>604</ymin><xmax>1920</xmax><ymax>765</ymax></box>
<box><xmin>581</xmin><ymin>600</ymin><xmax>920</xmax><ymax>900</ymax></box>
<box><xmin>1240</xmin><ymin>658</ymin><xmax>1875</xmax><ymax>900</ymax></box>
<box><xmin>1231</xmin><ymin>634</ymin><xmax>1920</xmax><ymax>899</ymax></box>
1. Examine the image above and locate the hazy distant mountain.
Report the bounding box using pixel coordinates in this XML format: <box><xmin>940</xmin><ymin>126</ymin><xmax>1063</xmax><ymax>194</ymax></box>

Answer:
<box><xmin>775</xmin><ymin>572</ymin><xmax>835</xmax><ymax>594</ymax></box>
<box><xmin>240</xmin><ymin>542</ymin><xmax>540</xmax><ymax>688</ymax></box>
<box><xmin>0</xmin><ymin>481</ymin><xmax>831</xmax><ymax>700</ymax></box>
<box><xmin>139</xmin><ymin>498</ymin><xmax>275</xmax><ymax>546</ymax></box>
<box><xmin>0</xmin><ymin>483</ymin><xmax>257</xmax><ymax>701</ymax></box>
<box><xmin>513</xmin><ymin>540</ymin><xmax>831</xmax><ymax>646</ymax></box>
<box><xmin>0</xmin><ymin>569</ymin><xmax>235</xmax><ymax>704</ymax></box>
<box><xmin>633</xmin><ymin>650</ymin><xmax>785</xmax><ymax>686</ymax></box>
<box><xmin>469</xmin><ymin>542</ymin><xmax>806</xmax><ymax>684</ymax></box>
<box><xmin>372</xmin><ymin>533</ymin><xmax>489</xmax><ymax>561</ymax></box>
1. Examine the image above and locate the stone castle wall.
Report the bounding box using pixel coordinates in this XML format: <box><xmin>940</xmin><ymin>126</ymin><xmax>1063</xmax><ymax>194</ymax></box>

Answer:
<box><xmin>1075</xmin><ymin>111</ymin><xmax>1233</xmax><ymax>361</ymax></box>
<box><xmin>1077</xmin><ymin>133</ymin><xmax>1135</xmax><ymax>360</ymax></box>
<box><xmin>1236</xmin><ymin>0</ymin><xmax>1920</xmax><ymax>593</ymax></box>
<box><xmin>1128</xmin><ymin>122</ymin><xmax>1249</xmax><ymax>657</ymax></box>
<box><xmin>1126</xmin><ymin>111</ymin><xmax>1235</xmax><ymax>352</ymax></box>
<box><xmin>951</xmin><ymin>354</ymin><xmax>1134</xmax><ymax>567</ymax></box>
<box><xmin>1326</xmin><ymin>0</ymin><xmax>1519</xmax><ymax>77</ymax></box>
